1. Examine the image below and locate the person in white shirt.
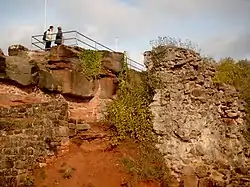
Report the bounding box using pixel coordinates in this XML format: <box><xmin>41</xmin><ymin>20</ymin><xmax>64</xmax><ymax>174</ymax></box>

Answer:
<box><xmin>43</xmin><ymin>26</ymin><xmax>54</xmax><ymax>51</ymax></box>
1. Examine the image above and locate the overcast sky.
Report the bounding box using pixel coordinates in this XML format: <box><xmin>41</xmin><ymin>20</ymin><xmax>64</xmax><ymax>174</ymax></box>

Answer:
<box><xmin>0</xmin><ymin>0</ymin><xmax>249</xmax><ymax>63</ymax></box>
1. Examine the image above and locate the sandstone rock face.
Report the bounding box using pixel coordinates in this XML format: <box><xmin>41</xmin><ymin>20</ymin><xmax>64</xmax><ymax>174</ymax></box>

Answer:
<box><xmin>1</xmin><ymin>44</ymin><xmax>122</xmax><ymax>99</ymax></box>
<box><xmin>100</xmin><ymin>50</ymin><xmax>124</xmax><ymax>73</ymax></box>
<box><xmin>8</xmin><ymin>44</ymin><xmax>28</xmax><ymax>56</ymax></box>
<box><xmin>146</xmin><ymin>46</ymin><xmax>250</xmax><ymax>186</ymax></box>
<box><xmin>5</xmin><ymin>56</ymin><xmax>38</xmax><ymax>85</ymax></box>
<box><xmin>38</xmin><ymin>68</ymin><xmax>98</xmax><ymax>98</ymax></box>
<box><xmin>49</xmin><ymin>44</ymin><xmax>82</xmax><ymax>61</ymax></box>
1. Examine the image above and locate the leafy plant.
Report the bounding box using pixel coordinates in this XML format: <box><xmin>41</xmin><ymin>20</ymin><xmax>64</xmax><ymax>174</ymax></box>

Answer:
<box><xmin>23</xmin><ymin>176</ymin><xmax>35</xmax><ymax>186</ymax></box>
<box><xmin>105</xmin><ymin>69</ymin><xmax>154</xmax><ymax>145</ymax></box>
<box><xmin>39</xmin><ymin>168</ymin><xmax>46</xmax><ymax>180</ymax></box>
<box><xmin>104</xmin><ymin>51</ymin><xmax>170</xmax><ymax>185</ymax></box>
<box><xmin>121</xmin><ymin>142</ymin><xmax>170</xmax><ymax>185</ymax></box>
<box><xmin>213</xmin><ymin>57</ymin><xmax>250</xmax><ymax>142</ymax></box>
<box><xmin>78</xmin><ymin>49</ymin><xmax>103</xmax><ymax>79</ymax></box>
<box><xmin>212</xmin><ymin>57</ymin><xmax>248</xmax><ymax>85</ymax></box>
<box><xmin>59</xmin><ymin>166</ymin><xmax>76</xmax><ymax>179</ymax></box>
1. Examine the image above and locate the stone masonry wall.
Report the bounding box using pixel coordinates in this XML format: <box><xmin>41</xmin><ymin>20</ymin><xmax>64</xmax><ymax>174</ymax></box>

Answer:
<box><xmin>146</xmin><ymin>47</ymin><xmax>250</xmax><ymax>187</ymax></box>
<box><xmin>0</xmin><ymin>102</ymin><xmax>69</xmax><ymax>187</ymax></box>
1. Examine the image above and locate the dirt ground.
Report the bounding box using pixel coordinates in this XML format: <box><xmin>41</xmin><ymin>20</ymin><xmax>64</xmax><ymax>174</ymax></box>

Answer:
<box><xmin>33</xmin><ymin>139</ymin><xmax>160</xmax><ymax>187</ymax></box>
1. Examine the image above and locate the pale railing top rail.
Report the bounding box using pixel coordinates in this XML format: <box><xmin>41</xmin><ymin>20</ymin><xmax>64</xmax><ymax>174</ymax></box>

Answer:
<box><xmin>31</xmin><ymin>30</ymin><xmax>145</xmax><ymax>71</ymax></box>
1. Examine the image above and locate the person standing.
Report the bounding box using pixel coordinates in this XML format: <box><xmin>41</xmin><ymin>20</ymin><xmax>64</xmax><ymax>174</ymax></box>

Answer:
<box><xmin>43</xmin><ymin>25</ymin><xmax>54</xmax><ymax>51</ymax></box>
<box><xmin>55</xmin><ymin>27</ymin><xmax>63</xmax><ymax>46</ymax></box>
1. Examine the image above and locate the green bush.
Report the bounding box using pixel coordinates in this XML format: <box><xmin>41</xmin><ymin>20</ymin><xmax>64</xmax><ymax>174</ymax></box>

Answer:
<box><xmin>78</xmin><ymin>49</ymin><xmax>103</xmax><ymax>79</ymax></box>
<box><xmin>121</xmin><ymin>143</ymin><xmax>170</xmax><ymax>184</ymax></box>
<box><xmin>213</xmin><ymin>57</ymin><xmax>250</xmax><ymax>142</ymax></box>
<box><xmin>213</xmin><ymin>57</ymin><xmax>250</xmax><ymax>100</ymax></box>
<box><xmin>105</xmin><ymin>69</ymin><xmax>154</xmax><ymax>145</ymax></box>
<box><xmin>213</xmin><ymin>57</ymin><xmax>248</xmax><ymax>85</ymax></box>
<box><xmin>104</xmin><ymin>51</ymin><xmax>170</xmax><ymax>185</ymax></box>
<box><xmin>23</xmin><ymin>176</ymin><xmax>35</xmax><ymax>186</ymax></box>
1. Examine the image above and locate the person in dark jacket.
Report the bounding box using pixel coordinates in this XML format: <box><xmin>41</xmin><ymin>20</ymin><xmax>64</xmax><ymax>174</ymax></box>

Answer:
<box><xmin>55</xmin><ymin>27</ymin><xmax>63</xmax><ymax>46</ymax></box>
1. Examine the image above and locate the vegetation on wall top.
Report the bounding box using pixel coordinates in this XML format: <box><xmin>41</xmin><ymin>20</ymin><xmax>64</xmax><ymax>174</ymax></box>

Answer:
<box><xmin>150</xmin><ymin>36</ymin><xmax>201</xmax><ymax>53</ymax></box>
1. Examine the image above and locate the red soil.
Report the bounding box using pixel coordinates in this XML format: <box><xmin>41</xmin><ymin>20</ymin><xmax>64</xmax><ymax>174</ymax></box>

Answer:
<box><xmin>33</xmin><ymin>140</ymin><xmax>160</xmax><ymax>187</ymax></box>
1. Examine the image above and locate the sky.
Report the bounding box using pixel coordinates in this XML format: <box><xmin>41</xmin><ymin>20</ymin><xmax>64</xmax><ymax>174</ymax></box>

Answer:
<box><xmin>0</xmin><ymin>0</ymin><xmax>249</xmax><ymax>65</ymax></box>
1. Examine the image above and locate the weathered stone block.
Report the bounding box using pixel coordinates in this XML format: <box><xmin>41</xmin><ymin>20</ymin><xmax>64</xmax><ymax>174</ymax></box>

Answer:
<box><xmin>198</xmin><ymin>178</ymin><xmax>214</xmax><ymax>187</ymax></box>
<box><xmin>58</xmin><ymin>126</ymin><xmax>69</xmax><ymax>137</ymax></box>
<box><xmin>8</xmin><ymin>44</ymin><xmax>28</xmax><ymax>56</ymax></box>
<box><xmin>4</xmin><ymin>56</ymin><xmax>37</xmax><ymax>85</ymax></box>
<box><xmin>76</xmin><ymin>123</ymin><xmax>91</xmax><ymax>131</ymax></box>
<box><xmin>3</xmin><ymin>160</ymin><xmax>14</xmax><ymax>169</ymax></box>
<box><xmin>3</xmin><ymin>169</ymin><xmax>18</xmax><ymax>176</ymax></box>
<box><xmin>195</xmin><ymin>165</ymin><xmax>210</xmax><ymax>178</ymax></box>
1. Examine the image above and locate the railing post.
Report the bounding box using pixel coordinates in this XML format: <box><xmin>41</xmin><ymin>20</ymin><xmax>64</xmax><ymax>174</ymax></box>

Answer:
<box><xmin>75</xmin><ymin>31</ymin><xmax>78</xmax><ymax>46</ymax></box>
<box><xmin>30</xmin><ymin>37</ymin><xmax>32</xmax><ymax>50</ymax></box>
<box><xmin>124</xmin><ymin>51</ymin><xmax>127</xmax><ymax>63</ymax></box>
<box><xmin>124</xmin><ymin>51</ymin><xmax>128</xmax><ymax>69</ymax></box>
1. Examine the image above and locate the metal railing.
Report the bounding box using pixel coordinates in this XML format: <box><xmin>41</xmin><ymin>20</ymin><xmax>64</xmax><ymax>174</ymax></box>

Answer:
<box><xmin>31</xmin><ymin>30</ymin><xmax>145</xmax><ymax>71</ymax></box>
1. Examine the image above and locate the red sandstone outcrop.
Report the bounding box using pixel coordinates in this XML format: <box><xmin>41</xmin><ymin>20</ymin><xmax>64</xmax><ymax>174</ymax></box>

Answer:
<box><xmin>0</xmin><ymin>44</ymin><xmax>125</xmax><ymax>124</ymax></box>
<box><xmin>0</xmin><ymin>44</ymin><xmax>123</xmax><ymax>99</ymax></box>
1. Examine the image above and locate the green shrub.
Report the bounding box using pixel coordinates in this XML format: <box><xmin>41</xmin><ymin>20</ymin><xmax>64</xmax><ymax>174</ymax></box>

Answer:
<box><xmin>23</xmin><ymin>176</ymin><xmax>35</xmax><ymax>186</ymax></box>
<box><xmin>213</xmin><ymin>57</ymin><xmax>248</xmax><ymax>85</ymax></box>
<box><xmin>105</xmin><ymin>69</ymin><xmax>154</xmax><ymax>145</ymax></box>
<box><xmin>213</xmin><ymin>57</ymin><xmax>250</xmax><ymax>142</ymax></box>
<box><xmin>121</xmin><ymin>143</ymin><xmax>170</xmax><ymax>184</ymax></box>
<box><xmin>59</xmin><ymin>166</ymin><xmax>76</xmax><ymax>179</ymax></box>
<box><xmin>104</xmin><ymin>52</ymin><xmax>170</xmax><ymax>185</ymax></box>
<box><xmin>78</xmin><ymin>49</ymin><xmax>103</xmax><ymax>79</ymax></box>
